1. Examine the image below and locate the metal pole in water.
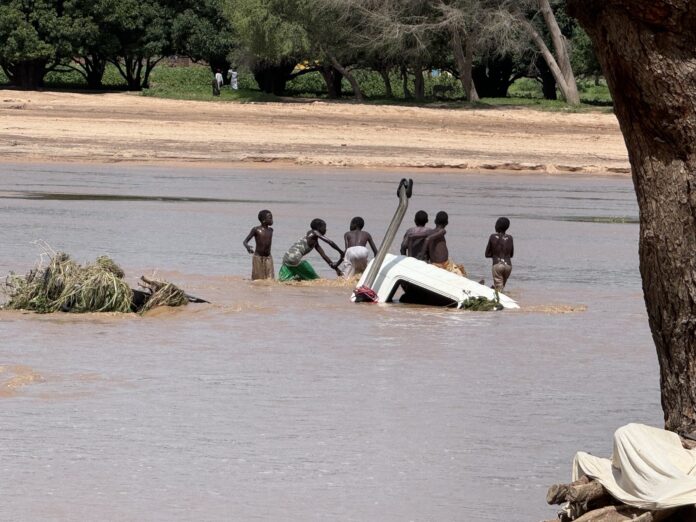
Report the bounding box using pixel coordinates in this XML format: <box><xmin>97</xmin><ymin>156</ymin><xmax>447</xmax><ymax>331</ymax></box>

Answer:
<box><xmin>354</xmin><ymin>178</ymin><xmax>413</xmax><ymax>302</ymax></box>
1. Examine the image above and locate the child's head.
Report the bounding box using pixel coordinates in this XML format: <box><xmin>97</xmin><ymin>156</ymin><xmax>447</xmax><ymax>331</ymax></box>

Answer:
<box><xmin>495</xmin><ymin>217</ymin><xmax>510</xmax><ymax>233</ymax></box>
<box><xmin>258</xmin><ymin>209</ymin><xmax>273</xmax><ymax>225</ymax></box>
<box><xmin>350</xmin><ymin>216</ymin><xmax>364</xmax><ymax>231</ymax></box>
<box><xmin>310</xmin><ymin>218</ymin><xmax>327</xmax><ymax>235</ymax></box>
<box><xmin>414</xmin><ymin>210</ymin><xmax>428</xmax><ymax>227</ymax></box>
<box><xmin>435</xmin><ymin>211</ymin><xmax>448</xmax><ymax>227</ymax></box>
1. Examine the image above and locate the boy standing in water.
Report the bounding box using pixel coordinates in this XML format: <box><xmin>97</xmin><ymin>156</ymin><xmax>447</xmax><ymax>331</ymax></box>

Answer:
<box><xmin>421</xmin><ymin>211</ymin><xmax>466</xmax><ymax>276</ymax></box>
<box><xmin>485</xmin><ymin>217</ymin><xmax>514</xmax><ymax>291</ymax></box>
<box><xmin>342</xmin><ymin>217</ymin><xmax>378</xmax><ymax>278</ymax></box>
<box><xmin>400</xmin><ymin>210</ymin><xmax>431</xmax><ymax>258</ymax></box>
<box><xmin>243</xmin><ymin>210</ymin><xmax>274</xmax><ymax>280</ymax></box>
<box><xmin>279</xmin><ymin>218</ymin><xmax>344</xmax><ymax>281</ymax></box>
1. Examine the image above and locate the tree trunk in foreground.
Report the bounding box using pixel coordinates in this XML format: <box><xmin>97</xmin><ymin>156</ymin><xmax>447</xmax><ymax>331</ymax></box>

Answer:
<box><xmin>567</xmin><ymin>0</ymin><xmax>696</xmax><ymax>434</ymax></box>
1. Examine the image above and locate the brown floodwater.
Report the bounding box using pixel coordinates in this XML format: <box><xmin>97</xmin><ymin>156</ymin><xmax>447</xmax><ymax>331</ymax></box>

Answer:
<box><xmin>0</xmin><ymin>163</ymin><xmax>659</xmax><ymax>521</ymax></box>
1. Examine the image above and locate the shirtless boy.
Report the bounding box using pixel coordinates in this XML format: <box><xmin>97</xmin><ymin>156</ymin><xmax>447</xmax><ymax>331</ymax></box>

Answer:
<box><xmin>243</xmin><ymin>210</ymin><xmax>275</xmax><ymax>280</ymax></box>
<box><xmin>400</xmin><ymin>210</ymin><xmax>431</xmax><ymax>258</ymax></box>
<box><xmin>342</xmin><ymin>217</ymin><xmax>378</xmax><ymax>278</ymax></box>
<box><xmin>485</xmin><ymin>217</ymin><xmax>514</xmax><ymax>291</ymax></box>
<box><xmin>421</xmin><ymin>211</ymin><xmax>465</xmax><ymax>276</ymax></box>
<box><xmin>279</xmin><ymin>218</ymin><xmax>344</xmax><ymax>281</ymax></box>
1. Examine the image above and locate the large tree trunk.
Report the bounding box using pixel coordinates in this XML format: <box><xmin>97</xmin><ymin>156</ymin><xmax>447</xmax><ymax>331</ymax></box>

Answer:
<box><xmin>252</xmin><ymin>59</ymin><xmax>297</xmax><ymax>95</ymax></box>
<box><xmin>472</xmin><ymin>55</ymin><xmax>517</xmax><ymax>98</ymax></box>
<box><xmin>401</xmin><ymin>66</ymin><xmax>411</xmax><ymax>99</ymax></box>
<box><xmin>536</xmin><ymin>56</ymin><xmax>557</xmax><ymax>100</ymax></box>
<box><xmin>378</xmin><ymin>67</ymin><xmax>393</xmax><ymax>98</ymax></box>
<box><xmin>7</xmin><ymin>60</ymin><xmax>48</xmax><ymax>89</ymax></box>
<box><xmin>567</xmin><ymin>0</ymin><xmax>696</xmax><ymax>434</ymax></box>
<box><xmin>413</xmin><ymin>67</ymin><xmax>425</xmax><ymax>101</ymax></box>
<box><xmin>319</xmin><ymin>65</ymin><xmax>343</xmax><ymax>99</ymax></box>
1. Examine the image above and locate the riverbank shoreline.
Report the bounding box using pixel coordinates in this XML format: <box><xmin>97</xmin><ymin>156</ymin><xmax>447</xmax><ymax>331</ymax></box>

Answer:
<box><xmin>0</xmin><ymin>91</ymin><xmax>630</xmax><ymax>175</ymax></box>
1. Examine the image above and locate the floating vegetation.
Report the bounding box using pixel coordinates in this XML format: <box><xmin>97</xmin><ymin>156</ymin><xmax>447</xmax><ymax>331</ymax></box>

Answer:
<box><xmin>2</xmin><ymin>250</ymin><xmax>199</xmax><ymax>314</ymax></box>
<box><xmin>138</xmin><ymin>276</ymin><xmax>189</xmax><ymax>312</ymax></box>
<box><xmin>459</xmin><ymin>291</ymin><xmax>503</xmax><ymax>311</ymax></box>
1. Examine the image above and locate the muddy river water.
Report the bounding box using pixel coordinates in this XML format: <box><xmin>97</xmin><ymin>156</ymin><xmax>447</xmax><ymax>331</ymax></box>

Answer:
<box><xmin>0</xmin><ymin>163</ymin><xmax>660</xmax><ymax>521</ymax></box>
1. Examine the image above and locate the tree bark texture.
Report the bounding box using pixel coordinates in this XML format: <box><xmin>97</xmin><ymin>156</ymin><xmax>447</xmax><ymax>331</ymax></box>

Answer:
<box><xmin>319</xmin><ymin>65</ymin><xmax>343</xmax><ymax>98</ymax></box>
<box><xmin>327</xmin><ymin>54</ymin><xmax>363</xmax><ymax>101</ymax></box>
<box><xmin>378</xmin><ymin>67</ymin><xmax>393</xmax><ymax>98</ymax></box>
<box><xmin>567</xmin><ymin>0</ymin><xmax>696</xmax><ymax>434</ymax></box>
<box><xmin>413</xmin><ymin>67</ymin><xmax>425</xmax><ymax>100</ymax></box>
<box><xmin>6</xmin><ymin>60</ymin><xmax>48</xmax><ymax>89</ymax></box>
<box><xmin>450</xmin><ymin>29</ymin><xmax>479</xmax><ymax>102</ymax></box>
<box><xmin>401</xmin><ymin>66</ymin><xmax>411</xmax><ymax>99</ymax></box>
<box><xmin>472</xmin><ymin>55</ymin><xmax>517</xmax><ymax>98</ymax></box>
<box><xmin>252</xmin><ymin>59</ymin><xmax>296</xmax><ymax>95</ymax></box>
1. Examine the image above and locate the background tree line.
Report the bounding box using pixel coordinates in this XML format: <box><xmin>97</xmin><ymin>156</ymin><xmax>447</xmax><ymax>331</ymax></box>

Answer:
<box><xmin>0</xmin><ymin>0</ymin><xmax>601</xmax><ymax>104</ymax></box>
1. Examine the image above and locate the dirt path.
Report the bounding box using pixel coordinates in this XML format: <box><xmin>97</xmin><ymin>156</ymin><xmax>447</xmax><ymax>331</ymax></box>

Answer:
<box><xmin>0</xmin><ymin>90</ymin><xmax>629</xmax><ymax>174</ymax></box>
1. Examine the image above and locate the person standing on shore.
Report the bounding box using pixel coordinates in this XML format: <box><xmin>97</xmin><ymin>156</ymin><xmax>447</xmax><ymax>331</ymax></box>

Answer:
<box><xmin>485</xmin><ymin>217</ymin><xmax>514</xmax><ymax>291</ymax></box>
<box><xmin>215</xmin><ymin>69</ymin><xmax>224</xmax><ymax>89</ymax></box>
<box><xmin>243</xmin><ymin>210</ymin><xmax>275</xmax><ymax>280</ymax></box>
<box><xmin>342</xmin><ymin>216</ymin><xmax>377</xmax><ymax>278</ymax></box>
<box><xmin>279</xmin><ymin>219</ymin><xmax>344</xmax><ymax>281</ymax></box>
<box><xmin>228</xmin><ymin>68</ymin><xmax>238</xmax><ymax>90</ymax></box>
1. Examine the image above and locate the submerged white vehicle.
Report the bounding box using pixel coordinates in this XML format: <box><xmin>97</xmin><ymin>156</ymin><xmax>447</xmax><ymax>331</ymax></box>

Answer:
<box><xmin>351</xmin><ymin>179</ymin><xmax>518</xmax><ymax>310</ymax></box>
<box><xmin>352</xmin><ymin>253</ymin><xmax>519</xmax><ymax>309</ymax></box>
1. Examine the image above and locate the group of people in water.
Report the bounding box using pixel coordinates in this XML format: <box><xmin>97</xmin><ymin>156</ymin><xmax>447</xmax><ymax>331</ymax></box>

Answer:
<box><xmin>242</xmin><ymin>209</ymin><xmax>514</xmax><ymax>291</ymax></box>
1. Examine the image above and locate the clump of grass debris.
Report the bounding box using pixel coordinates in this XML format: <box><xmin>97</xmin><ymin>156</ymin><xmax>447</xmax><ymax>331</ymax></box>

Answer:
<box><xmin>460</xmin><ymin>291</ymin><xmax>503</xmax><ymax>311</ymax></box>
<box><xmin>138</xmin><ymin>276</ymin><xmax>189</xmax><ymax>312</ymax></box>
<box><xmin>2</xmin><ymin>251</ymin><xmax>194</xmax><ymax>314</ymax></box>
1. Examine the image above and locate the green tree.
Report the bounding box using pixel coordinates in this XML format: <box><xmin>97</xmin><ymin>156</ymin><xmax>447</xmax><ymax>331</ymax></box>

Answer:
<box><xmin>228</xmin><ymin>0</ymin><xmax>309</xmax><ymax>95</ymax></box>
<box><xmin>172</xmin><ymin>0</ymin><xmax>237</xmax><ymax>76</ymax></box>
<box><xmin>0</xmin><ymin>0</ymin><xmax>83</xmax><ymax>88</ymax></box>
<box><xmin>65</xmin><ymin>0</ymin><xmax>124</xmax><ymax>89</ymax></box>
<box><xmin>108</xmin><ymin>0</ymin><xmax>175</xmax><ymax>91</ymax></box>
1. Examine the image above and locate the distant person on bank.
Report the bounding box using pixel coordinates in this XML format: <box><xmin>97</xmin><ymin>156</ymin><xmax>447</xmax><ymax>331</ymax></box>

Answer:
<box><xmin>342</xmin><ymin>216</ymin><xmax>377</xmax><ymax>278</ymax></box>
<box><xmin>215</xmin><ymin>69</ymin><xmax>224</xmax><ymax>89</ymax></box>
<box><xmin>243</xmin><ymin>210</ymin><xmax>274</xmax><ymax>280</ymax></box>
<box><xmin>228</xmin><ymin>68</ymin><xmax>238</xmax><ymax>90</ymax></box>
<box><xmin>279</xmin><ymin>219</ymin><xmax>344</xmax><ymax>281</ymax></box>
<box><xmin>485</xmin><ymin>217</ymin><xmax>514</xmax><ymax>291</ymax></box>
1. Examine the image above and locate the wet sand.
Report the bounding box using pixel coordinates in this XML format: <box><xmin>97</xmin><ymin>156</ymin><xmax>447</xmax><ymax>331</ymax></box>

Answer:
<box><xmin>0</xmin><ymin>91</ymin><xmax>629</xmax><ymax>174</ymax></box>
<box><xmin>0</xmin><ymin>163</ymin><xmax>659</xmax><ymax>521</ymax></box>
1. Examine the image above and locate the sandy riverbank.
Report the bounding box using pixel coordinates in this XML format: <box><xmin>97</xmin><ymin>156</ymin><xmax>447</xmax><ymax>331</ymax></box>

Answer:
<box><xmin>0</xmin><ymin>90</ymin><xmax>629</xmax><ymax>174</ymax></box>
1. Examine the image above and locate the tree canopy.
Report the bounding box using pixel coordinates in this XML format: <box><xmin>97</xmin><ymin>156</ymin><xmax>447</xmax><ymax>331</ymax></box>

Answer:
<box><xmin>0</xmin><ymin>0</ymin><xmax>598</xmax><ymax>101</ymax></box>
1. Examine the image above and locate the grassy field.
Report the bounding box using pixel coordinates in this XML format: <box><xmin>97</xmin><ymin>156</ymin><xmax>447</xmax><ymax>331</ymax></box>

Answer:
<box><xmin>0</xmin><ymin>62</ymin><xmax>613</xmax><ymax>112</ymax></box>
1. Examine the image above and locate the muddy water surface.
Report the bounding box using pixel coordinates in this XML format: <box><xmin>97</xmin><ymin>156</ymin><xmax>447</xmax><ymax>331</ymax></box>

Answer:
<box><xmin>0</xmin><ymin>163</ymin><xmax>659</xmax><ymax>521</ymax></box>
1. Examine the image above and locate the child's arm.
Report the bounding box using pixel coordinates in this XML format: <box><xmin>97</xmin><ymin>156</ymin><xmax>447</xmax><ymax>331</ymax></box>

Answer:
<box><xmin>419</xmin><ymin>229</ymin><xmax>445</xmax><ymax>260</ymax></box>
<box><xmin>367</xmin><ymin>233</ymin><xmax>378</xmax><ymax>256</ymax></box>
<box><xmin>242</xmin><ymin>227</ymin><xmax>257</xmax><ymax>254</ymax></box>
<box><xmin>313</xmin><ymin>232</ymin><xmax>345</xmax><ymax>274</ymax></box>
<box><xmin>509</xmin><ymin>236</ymin><xmax>514</xmax><ymax>259</ymax></box>
<box><xmin>399</xmin><ymin>232</ymin><xmax>409</xmax><ymax>255</ymax></box>
<box><xmin>485</xmin><ymin>235</ymin><xmax>493</xmax><ymax>258</ymax></box>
